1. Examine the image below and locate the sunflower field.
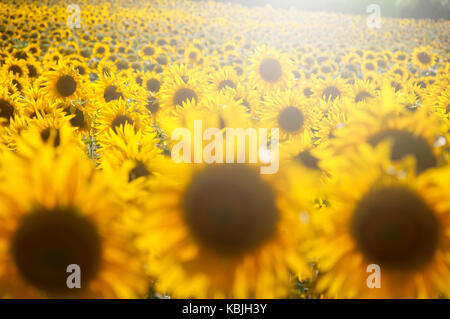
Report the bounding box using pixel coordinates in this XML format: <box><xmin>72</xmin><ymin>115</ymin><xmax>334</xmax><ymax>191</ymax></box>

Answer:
<box><xmin>0</xmin><ymin>0</ymin><xmax>449</xmax><ymax>299</ymax></box>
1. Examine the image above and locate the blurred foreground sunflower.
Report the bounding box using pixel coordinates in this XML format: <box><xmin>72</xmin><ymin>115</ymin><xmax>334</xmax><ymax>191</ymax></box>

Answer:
<box><xmin>139</xmin><ymin>159</ymin><xmax>316</xmax><ymax>298</ymax></box>
<box><xmin>311</xmin><ymin>143</ymin><xmax>450</xmax><ymax>298</ymax></box>
<box><xmin>0</xmin><ymin>143</ymin><xmax>148</xmax><ymax>298</ymax></box>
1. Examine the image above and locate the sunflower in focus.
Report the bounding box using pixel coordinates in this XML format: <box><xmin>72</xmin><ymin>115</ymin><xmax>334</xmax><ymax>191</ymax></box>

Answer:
<box><xmin>159</xmin><ymin>75</ymin><xmax>204</xmax><ymax>109</ymax></box>
<box><xmin>42</xmin><ymin>61</ymin><xmax>84</xmax><ymax>102</ymax></box>
<box><xmin>412</xmin><ymin>46</ymin><xmax>437</xmax><ymax>70</ymax></box>
<box><xmin>258</xmin><ymin>89</ymin><xmax>321</xmax><ymax>151</ymax></box>
<box><xmin>95</xmin><ymin>98</ymin><xmax>149</xmax><ymax>143</ymax></box>
<box><xmin>249</xmin><ymin>46</ymin><xmax>294</xmax><ymax>91</ymax></box>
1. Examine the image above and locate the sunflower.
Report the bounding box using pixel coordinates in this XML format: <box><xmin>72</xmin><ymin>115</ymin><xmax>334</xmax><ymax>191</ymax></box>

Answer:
<box><xmin>362</xmin><ymin>70</ymin><xmax>381</xmax><ymax>85</ymax></box>
<box><xmin>222</xmin><ymin>41</ymin><xmax>239</xmax><ymax>61</ymax></box>
<box><xmin>0</xmin><ymin>114</ymin><xmax>30</xmax><ymax>150</ymax></box>
<box><xmin>431</xmin><ymin>86</ymin><xmax>450</xmax><ymax>120</ymax></box>
<box><xmin>92</xmin><ymin>74</ymin><xmax>135</xmax><ymax>104</ymax></box>
<box><xmin>298</xmin><ymin>81</ymin><xmax>316</xmax><ymax>99</ymax></box>
<box><xmin>0</xmin><ymin>144</ymin><xmax>148</xmax><ymax>298</ymax></box>
<box><xmin>143</xmin><ymin>92</ymin><xmax>162</xmax><ymax>122</ymax></box>
<box><xmin>99</xmin><ymin>124</ymin><xmax>163</xmax><ymax>186</ymax></box>
<box><xmin>162</xmin><ymin>63</ymin><xmax>199</xmax><ymax>84</ymax></box>
<box><xmin>222</xmin><ymin>83</ymin><xmax>261</xmax><ymax>117</ymax></box>
<box><xmin>201</xmin><ymin>91</ymin><xmax>252</xmax><ymax>129</ymax></box>
<box><xmin>21</xmin><ymin>95</ymin><xmax>66</xmax><ymax>121</ymax></box>
<box><xmin>139</xmin><ymin>159</ymin><xmax>315</xmax><ymax>298</ymax></box>
<box><xmin>388</xmin><ymin>63</ymin><xmax>409</xmax><ymax>81</ymax></box>
<box><xmin>184</xmin><ymin>45</ymin><xmax>203</xmax><ymax>65</ymax></box>
<box><xmin>42</xmin><ymin>61</ymin><xmax>84</xmax><ymax>102</ymax></box>
<box><xmin>25</xmin><ymin>58</ymin><xmax>40</xmax><ymax>80</ymax></box>
<box><xmin>159</xmin><ymin>75</ymin><xmax>204</xmax><ymax>110</ymax></box>
<box><xmin>412</xmin><ymin>46</ymin><xmax>437</xmax><ymax>70</ymax></box>
<box><xmin>258</xmin><ymin>89</ymin><xmax>321</xmax><ymax>151</ymax></box>
<box><xmin>311</xmin><ymin>143</ymin><xmax>450</xmax><ymax>298</ymax></box>
<box><xmin>393</xmin><ymin>51</ymin><xmax>409</xmax><ymax>64</ymax></box>
<box><xmin>96</xmin><ymin>58</ymin><xmax>118</xmax><ymax>78</ymax></box>
<box><xmin>43</xmin><ymin>50</ymin><xmax>63</xmax><ymax>68</ymax></box>
<box><xmin>72</xmin><ymin>60</ymin><xmax>90</xmax><ymax>79</ymax></box>
<box><xmin>158</xmin><ymin>99</ymin><xmax>215</xmax><ymax>150</ymax></box>
<box><xmin>7</xmin><ymin>74</ymin><xmax>27</xmax><ymax>94</ymax></box>
<box><xmin>141</xmin><ymin>71</ymin><xmax>162</xmax><ymax>94</ymax></box>
<box><xmin>318</xmin><ymin>89</ymin><xmax>445</xmax><ymax>174</ymax></box>
<box><xmin>208</xmin><ymin>66</ymin><xmax>239</xmax><ymax>93</ymax></box>
<box><xmin>0</xmin><ymin>86</ymin><xmax>21</xmax><ymax>126</ymax></box>
<box><xmin>92</xmin><ymin>42</ymin><xmax>110</xmax><ymax>59</ymax></box>
<box><xmin>361</xmin><ymin>59</ymin><xmax>377</xmax><ymax>73</ymax></box>
<box><xmin>313</xmin><ymin>77</ymin><xmax>351</xmax><ymax>103</ymax></box>
<box><xmin>61</xmin><ymin>100</ymin><xmax>97</xmax><ymax>134</ymax></box>
<box><xmin>16</xmin><ymin>115</ymin><xmax>83</xmax><ymax>155</ymax></box>
<box><xmin>95</xmin><ymin>98</ymin><xmax>149</xmax><ymax>143</ymax></box>
<box><xmin>25</xmin><ymin>43</ymin><xmax>41</xmax><ymax>59</ymax></box>
<box><xmin>314</xmin><ymin>100</ymin><xmax>350</xmax><ymax>148</ymax></box>
<box><xmin>249</xmin><ymin>46</ymin><xmax>294</xmax><ymax>91</ymax></box>
<box><xmin>3</xmin><ymin>57</ymin><xmax>28</xmax><ymax>79</ymax></box>
<box><xmin>351</xmin><ymin>80</ymin><xmax>377</xmax><ymax>104</ymax></box>
<box><xmin>318</xmin><ymin>60</ymin><xmax>338</xmax><ymax>77</ymax></box>
<box><xmin>138</xmin><ymin>43</ymin><xmax>160</xmax><ymax>62</ymax></box>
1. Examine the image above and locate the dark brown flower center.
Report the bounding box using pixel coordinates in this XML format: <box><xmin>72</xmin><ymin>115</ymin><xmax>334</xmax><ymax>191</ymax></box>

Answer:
<box><xmin>322</xmin><ymin>86</ymin><xmax>341</xmax><ymax>101</ymax></box>
<box><xmin>56</xmin><ymin>75</ymin><xmax>77</xmax><ymax>97</ymax></box>
<box><xmin>11</xmin><ymin>207</ymin><xmax>101</xmax><ymax>294</ymax></box>
<box><xmin>146</xmin><ymin>78</ymin><xmax>161</xmax><ymax>93</ymax></box>
<box><xmin>355</xmin><ymin>91</ymin><xmax>372</xmax><ymax>103</ymax></box>
<box><xmin>188</xmin><ymin>51</ymin><xmax>197</xmax><ymax>60</ymax></box>
<box><xmin>218</xmin><ymin>80</ymin><xmax>236</xmax><ymax>90</ymax></box>
<box><xmin>0</xmin><ymin>99</ymin><xmax>15</xmax><ymax>123</ymax></box>
<box><xmin>173</xmin><ymin>88</ymin><xmax>197</xmax><ymax>107</ymax></box>
<box><xmin>111</xmin><ymin>115</ymin><xmax>134</xmax><ymax>133</ymax></box>
<box><xmin>303</xmin><ymin>87</ymin><xmax>313</xmax><ymax>98</ymax></box>
<box><xmin>259</xmin><ymin>58</ymin><xmax>282</xmax><ymax>83</ymax></box>
<box><xmin>64</xmin><ymin>107</ymin><xmax>85</xmax><ymax>129</ymax></box>
<box><xmin>40</xmin><ymin>128</ymin><xmax>61</xmax><ymax>147</ymax></box>
<box><xmin>368</xmin><ymin>129</ymin><xmax>437</xmax><ymax>173</ymax></box>
<box><xmin>146</xmin><ymin>96</ymin><xmax>160</xmax><ymax>114</ymax></box>
<box><xmin>417</xmin><ymin>52</ymin><xmax>431</xmax><ymax>65</ymax></box>
<box><xmin>143</xmin><ymin>47</ymin><xmax>154</xmax><ymax>56</ymax></box>
<box><xmin>128</xmin><ymin>161</ymin><xmax>151</xmax><ymax>182</ymax></box>
<box><xmin>352</xmin><ymin>187</ymin><xmax>439</xmax><ymax>271</ymax></box>
<box><xmin>103</xmin><ymin>85</ymin><xmax>124</xmax><ymax>103</ymax></box>
<box><xmin>365</xmin><ymin>63</ymin><xmax>374</xmax><ymax>71</ymax></box>
<box><xmin>321</xmin><ymin>66</ymin><xmax>331</xmax><ymax>73</ymax></box>
<box><xmin>278</xmin><ymin>106</ymin><xmax>304</xmax><ymax>132</ymax></box>
<box><xmin>294</xmin><ymin>150</ymin><xmax>320</xmax><ymax>170</ymax></box>
<box><xmin>8</xmin><ymin>65</ymin><xmax>23</xmax><ymax>76</ymax></box>
<box><xmin>182</xmin><ymin>164</ymin><xmax>278</xmax><ymax>256</ymax></box>
<box><xmin>75</xmin><ymin>66</ymin><xmax>85</xmax><ymax>75</ymax></box>
<box><xmin>27</xmin><ymin>64</ymin><xmax>38</xmax><ymax>78</ymax></box>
